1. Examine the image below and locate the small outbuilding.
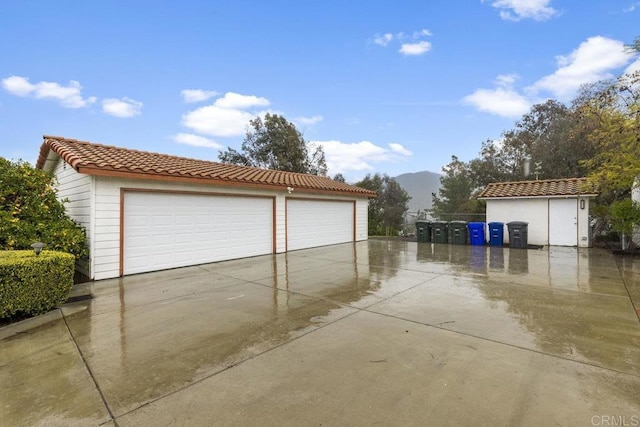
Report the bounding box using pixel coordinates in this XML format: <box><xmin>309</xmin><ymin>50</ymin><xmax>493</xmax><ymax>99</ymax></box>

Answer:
<box><xmin>478</xmin><ymin>178</ymin><xmax>597</xmax><ymax>247</ymax></box>
<box><xmin>36</xmin><ymin>136</ymin><xmax>376</xmax><ymax>280</ymax></box>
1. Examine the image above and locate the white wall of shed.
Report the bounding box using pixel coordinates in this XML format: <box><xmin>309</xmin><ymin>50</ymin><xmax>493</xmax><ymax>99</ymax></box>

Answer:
<box><xmin>486</xmin><ymin>197</ymin><xmax>593</xmax><ymax>247</ymax></box>
<box><xmin>485</xmin><ymin>198</ymin><xmax>549</xmax><ymax>246</ymax></box>
<box><xmin>52</xmin><ymin>158</ymin><xmax>93</xmax><ymax>276</ymax></box>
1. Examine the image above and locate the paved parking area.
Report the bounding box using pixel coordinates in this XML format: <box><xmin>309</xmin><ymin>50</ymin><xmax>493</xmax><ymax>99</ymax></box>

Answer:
<box><xmin>2</xmin><ymin>241</ymin><xmax>640</xmax><ymax>426</ymax></box>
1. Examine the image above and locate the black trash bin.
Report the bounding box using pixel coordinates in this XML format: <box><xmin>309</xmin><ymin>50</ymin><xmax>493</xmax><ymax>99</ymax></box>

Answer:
<box><xmin>416</xmin><ymin>221</ymin><xmax>431</xmax><ymax>243</ymax></box>
<box><xmin>507</xmin><ymin>221</ymin><xmax>528</xmax><ymax>249</ymax></box>
<box><xmin>432</xmin><ymin>221</ymin><xmax>448</xmax><ymax>244</ymax></box>
<box><xmin>449</xmin><ymin>221</ymin><xmax>468</xmax><ymax>245</ymax></box>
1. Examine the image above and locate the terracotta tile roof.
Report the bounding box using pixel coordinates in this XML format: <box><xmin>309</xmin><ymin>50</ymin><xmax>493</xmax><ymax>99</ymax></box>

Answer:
<box><xmin>36</xmin><ymin>136</ymin><xmax>377</xmax><ymax>197</ymax></box>
<box><xmin>478</xmin><ymin>177</ymin><xmax>597</xmax><ymax>199</ymax></box>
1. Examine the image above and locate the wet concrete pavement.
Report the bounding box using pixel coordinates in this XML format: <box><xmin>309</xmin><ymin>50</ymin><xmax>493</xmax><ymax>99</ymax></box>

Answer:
<box><xmin>2</xmin><ymin>241</ymin><xmax>640</xmax><ymax>426</ymax></box>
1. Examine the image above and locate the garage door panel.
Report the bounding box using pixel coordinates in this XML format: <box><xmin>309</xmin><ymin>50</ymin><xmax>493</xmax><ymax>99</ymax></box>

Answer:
<box><xmin>124</xmin><ymin>192</ymin><xmax>273</xmax><ymax>275</ymax></box>
<box><xmin>287</xmin><ymin>200</ymin><xmax>353</xmax><ymax>251</ymax></box>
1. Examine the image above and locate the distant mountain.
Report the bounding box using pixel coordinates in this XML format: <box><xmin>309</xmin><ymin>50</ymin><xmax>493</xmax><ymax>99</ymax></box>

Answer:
<box><xmin>394</xmin><ymin>170</ymin><xmax>442</xmax><ymax>213</ymax></box>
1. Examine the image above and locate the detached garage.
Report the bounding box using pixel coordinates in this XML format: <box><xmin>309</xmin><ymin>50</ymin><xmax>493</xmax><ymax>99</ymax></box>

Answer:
<box><xmin>36</xmin><ymin>136</ymin><xmax>375</xmax><ymax>280</ymax></box>
<box><xmin>479</xmin><ymin>178</ymin><xmax>597</xmax><ymax>248</ymax></box>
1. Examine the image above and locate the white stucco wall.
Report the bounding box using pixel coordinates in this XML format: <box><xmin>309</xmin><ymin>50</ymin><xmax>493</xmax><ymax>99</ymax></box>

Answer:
<box><xmin>577</xmin><ymin>197</ymin><xmax>591</xmax><ymax>248</ymax></box>
<box><xmin>486</xmin><ymin>197</ymin><xmax>592</xmax><ymax>248</ymax></box>
<box><xmin>486</xmin><ymin>198</ymin><xmax>549</xmax><ymax>246</ymax></box>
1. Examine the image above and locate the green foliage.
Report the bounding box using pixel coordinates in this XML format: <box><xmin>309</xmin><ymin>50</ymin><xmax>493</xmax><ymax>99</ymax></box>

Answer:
<box><xmin>332</xmin><ymin>173</ymin><xmax>346</xmax><ymax>183</ymax></box>
<box><xmin>609</xmin><ymin>199</ymin><xmax>640</xmax><ymax>236</ymax></box>
<box><xmin>0</xmin><ymin>250</ymin><xmax>75</xmax><ymax>318</ymax></box>
<box><xmin>219</xmin><ymin>113</ymin><xmax>328</xmax><ymax>175</ymax></box>
<box><xmin>581</xmin><ymin>71</ymin><xmax>640</xmax><ymax>196</ymax></box>
<box><xmin>431</xmin><ymin>156</ymin><xmax>485</xmax><ymax>221</ymax></box>
<box><xmin>0</xmin><ymin>158</ymin><xmax>88</xmax><ymax>258</ymax></box>
<box><xmin>356</xmin><ymin>173</ymin><xmax>410</xmax><ymax>236</ymax></box>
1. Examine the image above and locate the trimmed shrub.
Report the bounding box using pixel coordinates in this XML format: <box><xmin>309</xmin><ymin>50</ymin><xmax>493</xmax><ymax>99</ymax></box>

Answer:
<box><xmin>0</xmin><ymin>250</ymin><xmax>75</xmax><ymax>319</ymax></box>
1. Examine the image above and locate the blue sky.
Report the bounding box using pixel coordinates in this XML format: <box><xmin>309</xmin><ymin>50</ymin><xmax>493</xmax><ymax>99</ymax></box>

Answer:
<box><xmin>1</xmin><ymin>0</ymin><xmax>639</xmax><ymax>182</ymax></box>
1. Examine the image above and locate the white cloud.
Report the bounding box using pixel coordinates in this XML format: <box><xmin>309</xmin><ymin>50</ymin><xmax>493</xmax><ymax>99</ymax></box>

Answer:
<box><xmin>488</xmin><ymin>0</ymin><xmax>557</xmax><ymax>21</ymax></box>
<box><xmin>413</xmin><ymin>29</ymin><xmax>432</xmax><ymax>38</ymax></box>
<box><xmin>463</xmin><ymin>88</ymin><xmax>531</xmax><ymax>118</ymax></box>
<box><xmin>1</xmin><ymin>75</ymin><xmax>96</xmax><ymax>108</ymax></box>
<box><xmin>181</xmin><ymin>92</ymin><xmax>271</xmax><ymax>137</ymax></box>
<box><xmin>373</xmin><ymin>29</ymin><xmax>433</xmax><ymax>56</ymax></box>
<box><xmin>623</xmin><ymin>2</ymin><xmax>640</xmax><ymax>12</ymax></box>
<box><xmin>374</xmin><ymin>33</ymin><xmax>394</xmax><ymax>47</ymax></box>
<box><xmin>389</xmin><ymin>143</ymin><xmax>413</xmax><ymax>156</ymax></box>
<box><xmin>102</xmin><ymin>97</ymin><xmax>143</xmax><ymax>118</ymax></box>
<box><xmin>312</xmin><ymin>140</ymin><xmax>412</xmax><ymax>175</ymax></box>
<box><xmin>214</xmin><ymin>92</ymin><xmax>270</xmax><ymax>109</ymax></box>
<box><xmin>181</xmin><ymin>89</ymin><xmax>218</xmax><ymax>103</ymax></box>
<box><xmin>294</xmin><ymin>115</ymin><xmax>324</xmax><ymax>126</ymax></box>
<box><xmin>399</xmin><ymin>41</ymin><xmax>432</xmax><ymax>56</ymax></box>
<box><xmin>531</xmin><ymin>36</ymin><xmax>633</xmax><ymax>99</ymax></box>
<box><xmin>463</xmin><ymin>73</ymin><xmax>531</xmax><ymax>117</ymax></box>
<box><xmin>172</xmin><ymin>133</ymin><xmax>223</xmax><ymax>149</ymax></box>
<box><xmin>182</xmin><ymin>105</ymin><xmax>256</xmax><ymax>137</ymax></box>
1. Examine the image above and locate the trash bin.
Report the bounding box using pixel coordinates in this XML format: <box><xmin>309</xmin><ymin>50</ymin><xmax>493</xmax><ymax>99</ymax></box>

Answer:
<box><xmin>415</xmin><ymin>221</ymin><xmax>431</xmax><ymax>243</ymax></box>
<box><xmin>507</xmin><ymin>221</ymin><xmax>529</xmax><ymax>249</ymax></box>
<box><xmin>449</xmin><ymin>221</ymin><xmax>468</xmax><ymax>245</ymax></box>
<box><xmin>467</xmin><ymin>222</ymin><xmax>486</xmax><ymax>246</ymax></box>
<box><xmin>488</xmin><ymin>222</ymin><xmax>504</xmax><ymax>246</ymax></box>
<box><xmin>432</xmin><ymin>221</ymin><xmax>448</xmax><ymax>244</ymax></box>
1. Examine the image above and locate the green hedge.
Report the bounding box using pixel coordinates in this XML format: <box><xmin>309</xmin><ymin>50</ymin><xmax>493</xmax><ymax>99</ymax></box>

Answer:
<box><xmin>0</xmin><ymin>250</ymin><xmax>75</xmax><ymax>319</ymax></box>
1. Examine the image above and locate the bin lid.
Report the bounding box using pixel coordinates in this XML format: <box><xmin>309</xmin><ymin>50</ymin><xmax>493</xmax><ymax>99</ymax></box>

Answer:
<box><xmin>507</xmin><ymin>221</ymin><xmax>528</xmax><ymax>226</ymax></box>
<box><xmin>488</xmin><ymin>221</ymin><xmax>504</xmax><ymax>226</ymax></box>
<box><xmin>432</xmin><ymin>221</ymin><xmax>448</xmax><ymax>225</ymax></box>
<box><xmin>467</xmin><ymin>222</ymin><xmax>486</xmax><ymax>228</ymax></box>
<box><xmin>415</xmin><ymin>220</ymin><xmax>431</xmax><ymax>225</ymax></box>
<box><xmin>448</xmin><ymin>220</ymin><xmax>468</xmax><ymax>224</ymax></box>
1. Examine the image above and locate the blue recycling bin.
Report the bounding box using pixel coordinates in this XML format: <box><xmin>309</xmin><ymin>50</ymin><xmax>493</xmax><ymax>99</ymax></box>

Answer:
<box><xmin>488</xmin><ymin>222</ymin><xmax>504</xmax><ymax>246</ymax></box>
<box><xmin>467</xmin><ymin>222</ymin><xmax>486</xmax><ymax>246</ymax></box>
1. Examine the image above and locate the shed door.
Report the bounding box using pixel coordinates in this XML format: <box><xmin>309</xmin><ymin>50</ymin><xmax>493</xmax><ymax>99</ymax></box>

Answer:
<box><xmin>123</xmin><ymin>192</ymin><xmax>273</xmax><ymax>275</ymax></box>
<box><xmin>286</xmin><ymin>199</ymin><xmax>354</xmax><ymax>251</ymax></box>
<box><xmin>549</xmin><ymin>199</ymin><xmax>577</xmax><ymax>246</ymax></box>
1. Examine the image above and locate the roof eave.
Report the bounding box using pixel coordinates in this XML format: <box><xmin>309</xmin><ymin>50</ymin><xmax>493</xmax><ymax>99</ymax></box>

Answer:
<box><xmin>479</xmin><ymin>193</ymin><xmax>598</xmax><ymax>200</ymax></box>
<box><xmin>76</xmin><ymin>166</ymin><xmax>377</xmax><ymax>197</ymax></box>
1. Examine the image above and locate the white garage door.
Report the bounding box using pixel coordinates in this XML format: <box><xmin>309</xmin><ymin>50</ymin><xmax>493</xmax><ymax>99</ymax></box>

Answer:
<box><xmin>287</xmin><ymin>199</ymin><xmax>354</xmax><ymax>251</ymax></box>
<box><xmin>124</xmin><ymin>192</ymin><xmax>273</xmax><ymax>275</ymax></box>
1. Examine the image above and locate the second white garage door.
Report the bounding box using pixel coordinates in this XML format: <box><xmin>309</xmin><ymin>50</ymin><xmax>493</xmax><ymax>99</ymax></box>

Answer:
<box><xmin>123</xmin><ymin>191</ymin><xmax>273</xmax><ymax>275</ymax></box>
<box><xmin>286</xmin><ymin>199</ymin><xmax>354</xmax><ymax>251</ymax></box>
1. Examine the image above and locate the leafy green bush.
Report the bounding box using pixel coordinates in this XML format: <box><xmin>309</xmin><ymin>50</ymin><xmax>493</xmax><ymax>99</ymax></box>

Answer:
<box><xmin>0</xmin><ymin>250</ymin><xmax>75</xmax><ymax>319</ymax></box>
<box><xmin>610</xmin><ymin>199</ymin><xmax>640</xmax><ymax>236</ymax></box>
<box><xmin>0</xmin><ymin>158</ymin><xmax>88</xmax><ymax>258</ymax></box>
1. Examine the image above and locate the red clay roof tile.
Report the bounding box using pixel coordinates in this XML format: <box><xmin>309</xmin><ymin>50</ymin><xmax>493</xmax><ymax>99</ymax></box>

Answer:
<box><xmin>478</xmin><ymin>177</ymin><xmax>597</xmax><ymax>198</ymax></box>
<box><xmin>36</xmin><ymin>136</ymin><xmax>377</xmax><ymax>197</ymax></box>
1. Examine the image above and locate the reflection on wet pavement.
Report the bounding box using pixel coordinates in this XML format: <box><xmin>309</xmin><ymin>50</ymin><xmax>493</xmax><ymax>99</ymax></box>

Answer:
<box><xmin>2</xmin><ymin>239</ymin><xmax>640</xmax><ymax>425</ymax></box>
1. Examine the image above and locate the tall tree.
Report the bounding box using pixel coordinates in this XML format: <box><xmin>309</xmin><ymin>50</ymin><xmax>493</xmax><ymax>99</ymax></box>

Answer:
<box><xmin>219</xmin><ymin>113</ymin><xmax>328</xmax><ymax>175</ymax></box>
<box><xmin>581</xmin><ymin>71</ymin><xmax>640</xmax><ymax>196</ymax></box>
<box><xmin>431</xmin><ymin>156</ymin><xmax>484</xmax><ymax>221</ymax></box>
<box><xmin>355</xmin><ymin>173</ymin><xmax>410</xmax><ymax>236</ymax></box>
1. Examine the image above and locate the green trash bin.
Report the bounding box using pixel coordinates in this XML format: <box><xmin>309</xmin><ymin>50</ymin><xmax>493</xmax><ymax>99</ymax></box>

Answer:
<box><xmin>449</xmin><ymin>221</ymin><xmax>468</xmax><ymax>245</ymax></box>
<box><xmin>416</xmin><ymin>221</ymin><xmax>432</xmax><ymax>243</ymax></box>
<box><xmin>432</xmin><ymin>221</ymin><xmax>448</xmax><ymax>244</ymax></box>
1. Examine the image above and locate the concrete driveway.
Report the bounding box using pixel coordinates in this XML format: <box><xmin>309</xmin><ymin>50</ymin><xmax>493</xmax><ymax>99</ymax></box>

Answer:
<box><xmin>2</xmin><ymin>240</ymin><xmax>640</xmax><ymax>426</ymax></box>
